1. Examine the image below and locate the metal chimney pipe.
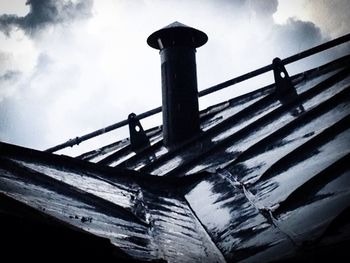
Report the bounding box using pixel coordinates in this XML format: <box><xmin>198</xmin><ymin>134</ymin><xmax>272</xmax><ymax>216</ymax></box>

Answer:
<box><xmin>147</xmin><ymin>22</ymin><xmax>208</xmax><ymax>148</ymax></box>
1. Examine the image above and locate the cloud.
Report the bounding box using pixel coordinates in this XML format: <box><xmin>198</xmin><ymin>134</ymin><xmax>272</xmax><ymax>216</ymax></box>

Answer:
<box><xmin>0</xmin><ymin>70</ymin><xmax>21</xmax><ymax>82</ymax></box>
<box><xmin>0</xmin><ymin>51</ymin><xmax>11</xmax><ymax>71</ymax></box>
<box><xmin>271</xmin><ymin>17</ymin><xmax>325</xmax><ymax>56</ymax></box>
<box><xmin>0</xmin><ymin>70</ymin><xmax>22</xmax><ymax>99</ymax></box>
<box><xmin>0</xmin><ymin>51</ymin><xmax>22</xmax><ymax>100</ymax></box>
<box><xmin>250</xmin><ymin>0</ymin><xmax>278</xmax><ymax>18</ymax></box>
<box><xmin>0</xmin><ymin>0</ymin><xmax>93</xmax><ymax>36</ymax></box>
<box><xmin>0</xmin><ymin>14</ymin><xmax>20</xmax><ymax>36</ymax></box>
<box><xmin>304</xmin><ymin>0</ymin><xmax>350</xmax><ymax>38</ymax></box>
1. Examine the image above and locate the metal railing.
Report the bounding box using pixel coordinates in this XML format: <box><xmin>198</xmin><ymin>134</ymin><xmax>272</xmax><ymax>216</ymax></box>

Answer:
<box><xmin>45</xmin><ymin>33</ymin><xmax>350</xmax><ymax>153</ymax></box>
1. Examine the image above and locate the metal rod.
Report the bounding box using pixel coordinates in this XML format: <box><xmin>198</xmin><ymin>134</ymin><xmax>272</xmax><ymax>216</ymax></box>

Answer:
<box><xmin>45</xmin><ymin>33</ymin><xmax>350</xmax><ymax>153</ymax></box>
<box><xmin>198</xmin><ymin>64</ymin><xmax>273</xmax><ymax>97</ymax></box>
<box><xmin>45</xmin><ymin>107</ymin><xmax>161</xmax><ymax>153</ymax></box>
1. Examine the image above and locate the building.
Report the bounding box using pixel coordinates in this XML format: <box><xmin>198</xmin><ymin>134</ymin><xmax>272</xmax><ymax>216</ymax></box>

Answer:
<box><xmin>1</xmin><ymin>22</ymin><xmax>350</xmax><ymax>262</ymax></box>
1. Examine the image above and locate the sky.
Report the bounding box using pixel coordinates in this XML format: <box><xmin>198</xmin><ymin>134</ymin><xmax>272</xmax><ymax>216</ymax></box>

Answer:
<box><xmin>0</xmin><ymin>0</ymin><xmax>349</xmax><ymax>155</ymax></box>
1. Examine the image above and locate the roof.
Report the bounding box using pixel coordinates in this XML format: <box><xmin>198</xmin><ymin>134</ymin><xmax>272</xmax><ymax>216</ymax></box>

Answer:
<box><xmin>1</xmin><ymin>35</ymin><xmax>350</xmax><ymax>262</ymax></box>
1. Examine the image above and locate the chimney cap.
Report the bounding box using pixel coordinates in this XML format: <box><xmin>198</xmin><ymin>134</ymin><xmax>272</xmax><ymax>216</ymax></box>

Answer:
<box><xmin>147</xmin><ymin>21</ymin><xmax>208</xmax><ymax>50</ymax></box>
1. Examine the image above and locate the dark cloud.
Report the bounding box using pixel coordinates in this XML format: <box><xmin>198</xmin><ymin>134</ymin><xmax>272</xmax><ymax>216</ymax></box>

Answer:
<box><xmin>212</xmin><ymin>0</ymin><xmax>324</xmax><ymax>56</ymax></box>
<box><xmin>0</xmin><ymin>0</ymin><xmax>93</xmax><ymax>36</ymax></box>
<box><xmin>304</xmin><ymin>0</ymin><xmax>350</xmax><ymax>37</ymax></box>
<box><xmin>250</xmin><ymin>0</ymin><xmax>278</xmax><ymax>17</ymax></box>
<box><xmin>0</xmin><ymin>14</ymin><xmax>21</xmax><ymax>36</ymax></box>
<box><xmin>0</xmin><ymin>52</ymin><xmax>20</xmax><ymax>83</ymax></box>
<box><xmin>0</xmin><ymin>70</ymin><xmax>21</xmax><ymax>82</ymax></box>
<box><xmin>0</xmin><ymin>71</ymin><xmax>21</xmax><ymax>104</ymax></box>
<box><xmin>272</xmin><ymin>17</ymin><xmax>325</xmax><ymax>56</ymax></box>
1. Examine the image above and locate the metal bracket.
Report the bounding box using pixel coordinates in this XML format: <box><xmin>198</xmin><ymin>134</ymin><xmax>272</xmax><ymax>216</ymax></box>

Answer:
<box><xmin>128</xmin><ymin>113</ymin><xmax>150</xmax><ymax>152</ymax></box>
<box><xmin>273</xmin><ymin>57</ymin><xmax>305</xmax><ymax>116</ymax></box>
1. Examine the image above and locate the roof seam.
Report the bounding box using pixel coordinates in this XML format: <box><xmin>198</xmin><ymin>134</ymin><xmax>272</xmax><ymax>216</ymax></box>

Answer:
<box><xmin>218</xmin><ymin>169</ymin><xmax>300</xmax><ymax>248</ymax></box>
<box><xmin>182</xmin><ymin>195</ymin><xmax>227</xmax><ymax>262</ymax></box>
<box><xmin>228</xmin><ymin>86</ymin><xmax>350</xmax><ymax>166</ymax></box>
<box><xmin>274</xmin><ymin>153</ymin><xmax>350</xmax><ymax>215</ymax></box>
<box><xmin>258</xmin><ymin>112</ymin><xmax>350</xmax><ymax>182</ymax></box>
<box><xmin>0</xmin><ymin>157</ymin><xmax>149</xmax><ymax>227</ymax></box>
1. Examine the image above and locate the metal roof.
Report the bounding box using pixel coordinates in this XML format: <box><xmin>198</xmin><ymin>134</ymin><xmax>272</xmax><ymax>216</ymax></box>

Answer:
<box><xmin>1</xmin><ymin>35</ymin><xmax>350</xmax><ymax>262</ymax></box>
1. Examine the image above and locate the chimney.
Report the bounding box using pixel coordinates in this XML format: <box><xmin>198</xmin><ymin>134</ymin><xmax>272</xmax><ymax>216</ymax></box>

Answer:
<box><xmin>147</xmin><ymin>22</ymin><xmax>208</xmax><ymax>148</ymax></box>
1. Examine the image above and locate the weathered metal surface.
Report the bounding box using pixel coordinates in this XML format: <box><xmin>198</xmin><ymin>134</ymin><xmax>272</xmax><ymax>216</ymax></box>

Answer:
<box><xmin>1</xmin><ymin>52</ymin><xmax>350</xmax><ymax>262</ymax></box>
<box><xmin>0</xmin><ymin>146</ymin><xmax>224</xmax><ymax>262</ymax></box>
